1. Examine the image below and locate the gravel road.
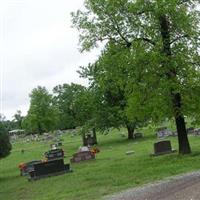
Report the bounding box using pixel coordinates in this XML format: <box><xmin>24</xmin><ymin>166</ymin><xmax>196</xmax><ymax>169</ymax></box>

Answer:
<box><xmin>104</xmin><ymin>171</ymin><xmax>200</xmax><ymax>200</ymax></box>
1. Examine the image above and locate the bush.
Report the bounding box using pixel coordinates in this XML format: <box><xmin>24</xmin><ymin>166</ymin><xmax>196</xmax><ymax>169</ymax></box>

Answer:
<box><xmin>0</xmin><ymin>132</ymin><xmax>12</xmax><ymax>158</ymax></box>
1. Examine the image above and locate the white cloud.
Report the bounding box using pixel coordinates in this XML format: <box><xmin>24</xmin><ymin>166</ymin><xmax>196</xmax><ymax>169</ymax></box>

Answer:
<box><xmin>0</xmin><ymin>0</ymin><xmax>101</xmax><ymax>119</ymax></box>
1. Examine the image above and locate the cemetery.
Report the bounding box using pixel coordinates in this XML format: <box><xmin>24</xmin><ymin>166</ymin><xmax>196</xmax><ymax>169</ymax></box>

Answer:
<box><xmin>2</xmin><ymin>1</ymin><xmax>200</xmax><ymax>199</ymax></box>
<box><xmin>2</xmin><ymin>127</ymin><xmax>200</xmax><ymax>200</ymax></box>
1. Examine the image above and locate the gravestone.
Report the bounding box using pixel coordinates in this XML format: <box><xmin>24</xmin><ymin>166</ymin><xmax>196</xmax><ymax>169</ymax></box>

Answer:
<box><xmin>152</xmin><ymin>140</ymin><xmax>176</xmax><ymax>156</ymax></box>
<box><xmin>156</xmin><ymin>127</ymin><xmax>173</xmax><ymax>138</ymax></box>
<box><xmin>50</xmin><ymin>143</ymin><xmax>58</xmax><ymax>150</ymax></box>
<box><xmin>134</xmin><ymin>133</ymin><xmax>143</xmax><ymax>139</ymax></box>
<box><xmin>82</xmin><ymin>131</ymin><xmax>97</xmax><ymax>146</ymax></box>
<box><xmin>186</xmin><ymin>127</ymin><xmax>195</xmax><ymax>134</ymax></box>
<box><xmin>194</xmin><ymin>128</ymin><xmax>200</xmax><ymax>135</ymax></box>
<box><xmin>70</xmin><ymin>151</ymin><xmax>95</xmax><ymax>163</ymax></box>
<box><xmin>19</xmin><ymin>160</ymin><xmax>42</xmax><ymax>176</ymax></box>
<box><xmin>28</xmin><ymin>159</ymin><xmax>71</xmax><ymax>181</ymax></box>
<box><xmin>44</xmin><ymin>149</ymin><xmax>64</xmax><ymax>161</ymax></box>
<box><xmin>57</xmin><ymin>142</ymin><xmax>62</xmax><ymax>146</ymax></box>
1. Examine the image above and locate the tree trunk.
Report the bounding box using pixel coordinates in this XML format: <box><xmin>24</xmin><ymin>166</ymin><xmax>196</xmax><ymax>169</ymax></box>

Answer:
<box><xmin>159</xmin><ymin>15</ymin><xmax>191</xmax><ymax>154</ymax></box>
<box><xmin>127</xmin><ymin>124</ymin><xmax>135</xmax><ymax>140</ymax></box>
<box><xmin>92</xmin><ymin>128</ymin><xmax>98</xmax><ymax>144</ymax></box>
<box><xmin>173</xmin><ymin>93</ymin><xmax>191</xmax><ymax>154</ymax></box>
<box><xmin>38</xmin><ymin>122</ymin><xmax>42</xmax><ymax>135</ymax></box>
<box><xmin>82</xmin><ymin>132</ymin><xmax>87</xmax><ymax>146</ymax></box>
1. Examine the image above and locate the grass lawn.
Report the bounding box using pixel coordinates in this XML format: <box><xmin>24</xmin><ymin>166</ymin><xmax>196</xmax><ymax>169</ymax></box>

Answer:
<box><xmin>1</xmin><ymin>128</ymin><xmax>200</xmax><ymax>200</ymax></box>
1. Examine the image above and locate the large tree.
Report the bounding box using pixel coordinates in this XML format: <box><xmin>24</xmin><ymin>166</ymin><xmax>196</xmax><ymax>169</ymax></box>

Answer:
<box><xmin>72</xmin><ymin>0</ymin><xmax>200</xmax><ymax>154</ymax></box>
<box><xmin>52</xmin><ymin>83</ymin><xmax>87</xmax><ymax>129</ymax></box>
<box><xmin>80</xmin><ymin>43</ymin><xmax>149</xmax><ymax>139</ymax></box>
<box><xmin>22</xmin><ymin>86</ymin><xmax>59</xmax><ymax>134</ymax></box>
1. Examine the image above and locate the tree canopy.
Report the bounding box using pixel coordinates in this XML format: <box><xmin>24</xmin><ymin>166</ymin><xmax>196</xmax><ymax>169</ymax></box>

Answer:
<box><xmin>22</xmin><ymin>86</ymin><xmax>59</xmax><ymax>134</ymax></box>
<box><xmin>72</xmin><ymin>0</ymin><xmax>200</xmax><ymax>154</ymax></box>
<box><xmin>80</xmin><ymin>43</ymin><xmax>150</xmax><ymax>139</ymax></box>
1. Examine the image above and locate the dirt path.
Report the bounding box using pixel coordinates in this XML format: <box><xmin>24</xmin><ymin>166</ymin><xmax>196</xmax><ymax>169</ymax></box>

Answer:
<box><xmin>104</xmin><ymin>171</ymin><xmax>200</xmax><ymax>200</ymax></box>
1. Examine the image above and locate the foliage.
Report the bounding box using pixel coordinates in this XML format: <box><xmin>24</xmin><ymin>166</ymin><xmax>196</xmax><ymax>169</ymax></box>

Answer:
<box><xmin>12</xmin><ymin>110</ymin><xmax>24</xmax><ymax>129</ymax></box>
<box><xmin>72</xmin><ymin>0</ymin><xmax>200</xmax><ymax>118</ymax></box>
<box><xmin>79</xmin><ymin>43</ymin><xmax>149</xmax><ymax>138</ymax></box>
<box><xmin>22</xmin><ymin>86</ymin><xmax>59</xmax><ymax>134</ymax></box>
<box><xmin>0</xmin><ymin>129</ymin><xmax>12</xmax><ymax>159</ymax></box>
<box><xmin>72</xmin><ymin>0</ymin><xmax>200</xmax><ymax>153</ymax></box>
<box><xmin>52</xmin><ymin>83</ymin><xmax>88</xmax><ymax>129</ymax></box>
<box><xmin>0</xmin><ymin>114</ymin><xmax>16</xmax><ymax>134</ymax></box>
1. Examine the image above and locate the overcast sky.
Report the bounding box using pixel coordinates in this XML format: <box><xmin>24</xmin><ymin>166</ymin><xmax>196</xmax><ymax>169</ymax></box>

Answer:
<box><xmin>0</xmin><ymin>0</ymin><xmax>101</xmax><ymax>120</ymax></box>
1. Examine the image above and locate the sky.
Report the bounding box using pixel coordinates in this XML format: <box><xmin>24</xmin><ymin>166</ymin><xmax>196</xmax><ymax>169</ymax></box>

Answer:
<box><xmin>0</xmin><ymin>0</ymin><xmax>101</xmax><ymax>120</ymax></box>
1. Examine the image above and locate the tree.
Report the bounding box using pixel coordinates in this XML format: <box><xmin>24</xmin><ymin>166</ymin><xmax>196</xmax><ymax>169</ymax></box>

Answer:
<box><xmin>72</xmin><ymin>0</ymin><xmax>200</xmax><ymax>154</ymax></box>
<box><xmin>22</xmin><ymin>86</ymin><xmax>59</xmax><ymax>134</ymax></box>
<box><xmin>12</xmin><ymin>110</ymin><xmax>23</xmax><ymax>129</ymax></box>
<box><xmin>0</xmin><ymin>132</ymin><xmax>12</xmax><ymax>159</ymax></box>
<box><xmin>52</xmin><ymin>83</ymin><xmax>87</xmax><ymax>129</ymax></box>
<box><xmin>0</xmin><ymin>117</ymin><xmax>12</xmax><ymax>158</ymax></box>
<box><xmin>80</xmin><ymin>43</ymin><xmax>149</xmax><ymax>139</ymax></box>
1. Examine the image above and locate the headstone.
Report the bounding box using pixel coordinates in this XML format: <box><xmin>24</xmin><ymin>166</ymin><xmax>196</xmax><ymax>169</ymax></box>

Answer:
<box><xmin>172</xmin><ymin>131</ymin><xmax>177</xmax><ymax>136</ymax></box>
<box><xmin>134</xmin><ymin>133</ymin><xmax>143</xmax><ymax>139</ymax></box>
<box><xmin>82</xmin><ymin>130</ymin><xmax>97</xmax><ymax>146</ymax></box>
<box><xmin>70</xmin><ymin>151</ymin><xmax>95</xmax><ymax>163</ymax></box>
<box><xmin>57</xmin><ymin>142</ymin><xmax>62</xmax><ymax>146</ymax></box>
<box><xmin>50</xmin><ymin>144</ymin><xmax>58</xmax><ymax>150</ymax></box>
<box><xmin>156</xmin><ymin>127</ymin><xmax>173</xmax><ymax>138</ymax></box>
<box><xmin>152</xmin><ymin>140</ymin><xmax>176</xmax><ymax>156</ymax></box>
<box><xmin>28</xmin><ymin>159</ymin><xmax>71</xmax><ymax>180</ymax></box>
<box><xmin>44</xmin><ymin>149</ymin><xmax>64</xmax><ymax>161</ymax></box>
<box><xmin>54</xmin><ymin>130</ymin><xmax>63</xmax><ymax>136</ymax></box>
<box><xmin>194</xmin><ymin>128</ymin><xmax>200</xmax><ymax>135</ymax></box>
<box><xmin>187</xmin><ymin>127</ymin><xmax>195</xmax><ymax>134</ymax></box>
<box><xmin>120</xmin><ymin>133</ymin><xmax>126</xmax><ymax>137</ymax></box>
<box><xmin>19</xmin><ymin>160</ymin><xmax>42</xmax><ymax>176</ymax></box>
<box><xmin>79</xmin><ymin>146</ymin><xmax>90</xmax><ymax>152</ymax></box>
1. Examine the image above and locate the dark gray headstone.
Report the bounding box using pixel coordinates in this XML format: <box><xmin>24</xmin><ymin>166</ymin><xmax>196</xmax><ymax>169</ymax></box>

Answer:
<box><xmin>153</xmin><ymin>140</ymin><xmax>176</xmax><ymax>156</ymax></box>
<box><xmin>82</xmin><ymin>131</ymin><xmax>97</xmax><ymax>146</ymax></box>
<box><xmin>29</xmin><ymin>159</ymin><xmax>71</xmax><ymax>180</ymax></box>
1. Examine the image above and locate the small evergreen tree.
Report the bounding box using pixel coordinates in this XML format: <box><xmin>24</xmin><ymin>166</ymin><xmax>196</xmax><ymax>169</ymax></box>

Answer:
<box><xmin>0</xmin><ymin>130</ymin><xmax>12</xmax><ymax>159</ymax></box>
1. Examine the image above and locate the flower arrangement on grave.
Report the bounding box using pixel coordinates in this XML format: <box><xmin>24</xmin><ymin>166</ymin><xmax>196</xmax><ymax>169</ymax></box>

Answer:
<box><xmin>90</xmin><ymin>146</ymin><xmax>100</xmax><ymax>155</ymax></box>
<box><xmin>18</xmin><ymin>163</ymin><xmax>26</xmax><ymax>170</ymax></box>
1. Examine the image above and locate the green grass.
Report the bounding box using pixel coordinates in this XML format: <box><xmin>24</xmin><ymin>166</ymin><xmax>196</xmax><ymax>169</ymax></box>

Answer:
<box><xmin>1</xmin><ymin>129</ymin><xmax>200</xmax><ymax>200</ymax></box>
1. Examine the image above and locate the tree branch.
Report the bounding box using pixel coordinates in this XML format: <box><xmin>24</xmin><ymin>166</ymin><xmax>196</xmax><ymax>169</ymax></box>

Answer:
<box><xmin>170</xmin><ymin>34</ymin><xmax>189</xmax><ymax>44</ymax></box>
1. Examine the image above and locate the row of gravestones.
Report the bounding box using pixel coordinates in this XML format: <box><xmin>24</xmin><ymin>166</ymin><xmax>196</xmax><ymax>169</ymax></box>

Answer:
<box><xmin>71</xmin><ymin>139</ymin><xmax>176</xmax><ymax>163</ymax></box>
<box><xmin>22</xmin><ymin>129</ymin><xmax>176</xmax><ymax>181</ymax></box>
<box><xmin>156</xmin><ymin>127</ymin><xmax>200</xmax><ymax>138</ymax></box>
<box><xmin>24</xmin><ymin>139</ymin><xmax>175</xmax><ymax>182</ymax></box>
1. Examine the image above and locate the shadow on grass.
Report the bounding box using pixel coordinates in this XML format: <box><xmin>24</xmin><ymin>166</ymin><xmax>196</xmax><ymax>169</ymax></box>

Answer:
<box><xmin>99</xmin><ymin>134</ymin><xmax>156</xmax><ymax>148</ymax></box>
<box><xmin>0</xmin><ymin>174</ymin><xmax>19</xmax><ymax>182</ymax></box>
<box><xmin>187</xmin><ymin>151</ymin><xmax>200</xmax><ymax>157</ymax></box>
